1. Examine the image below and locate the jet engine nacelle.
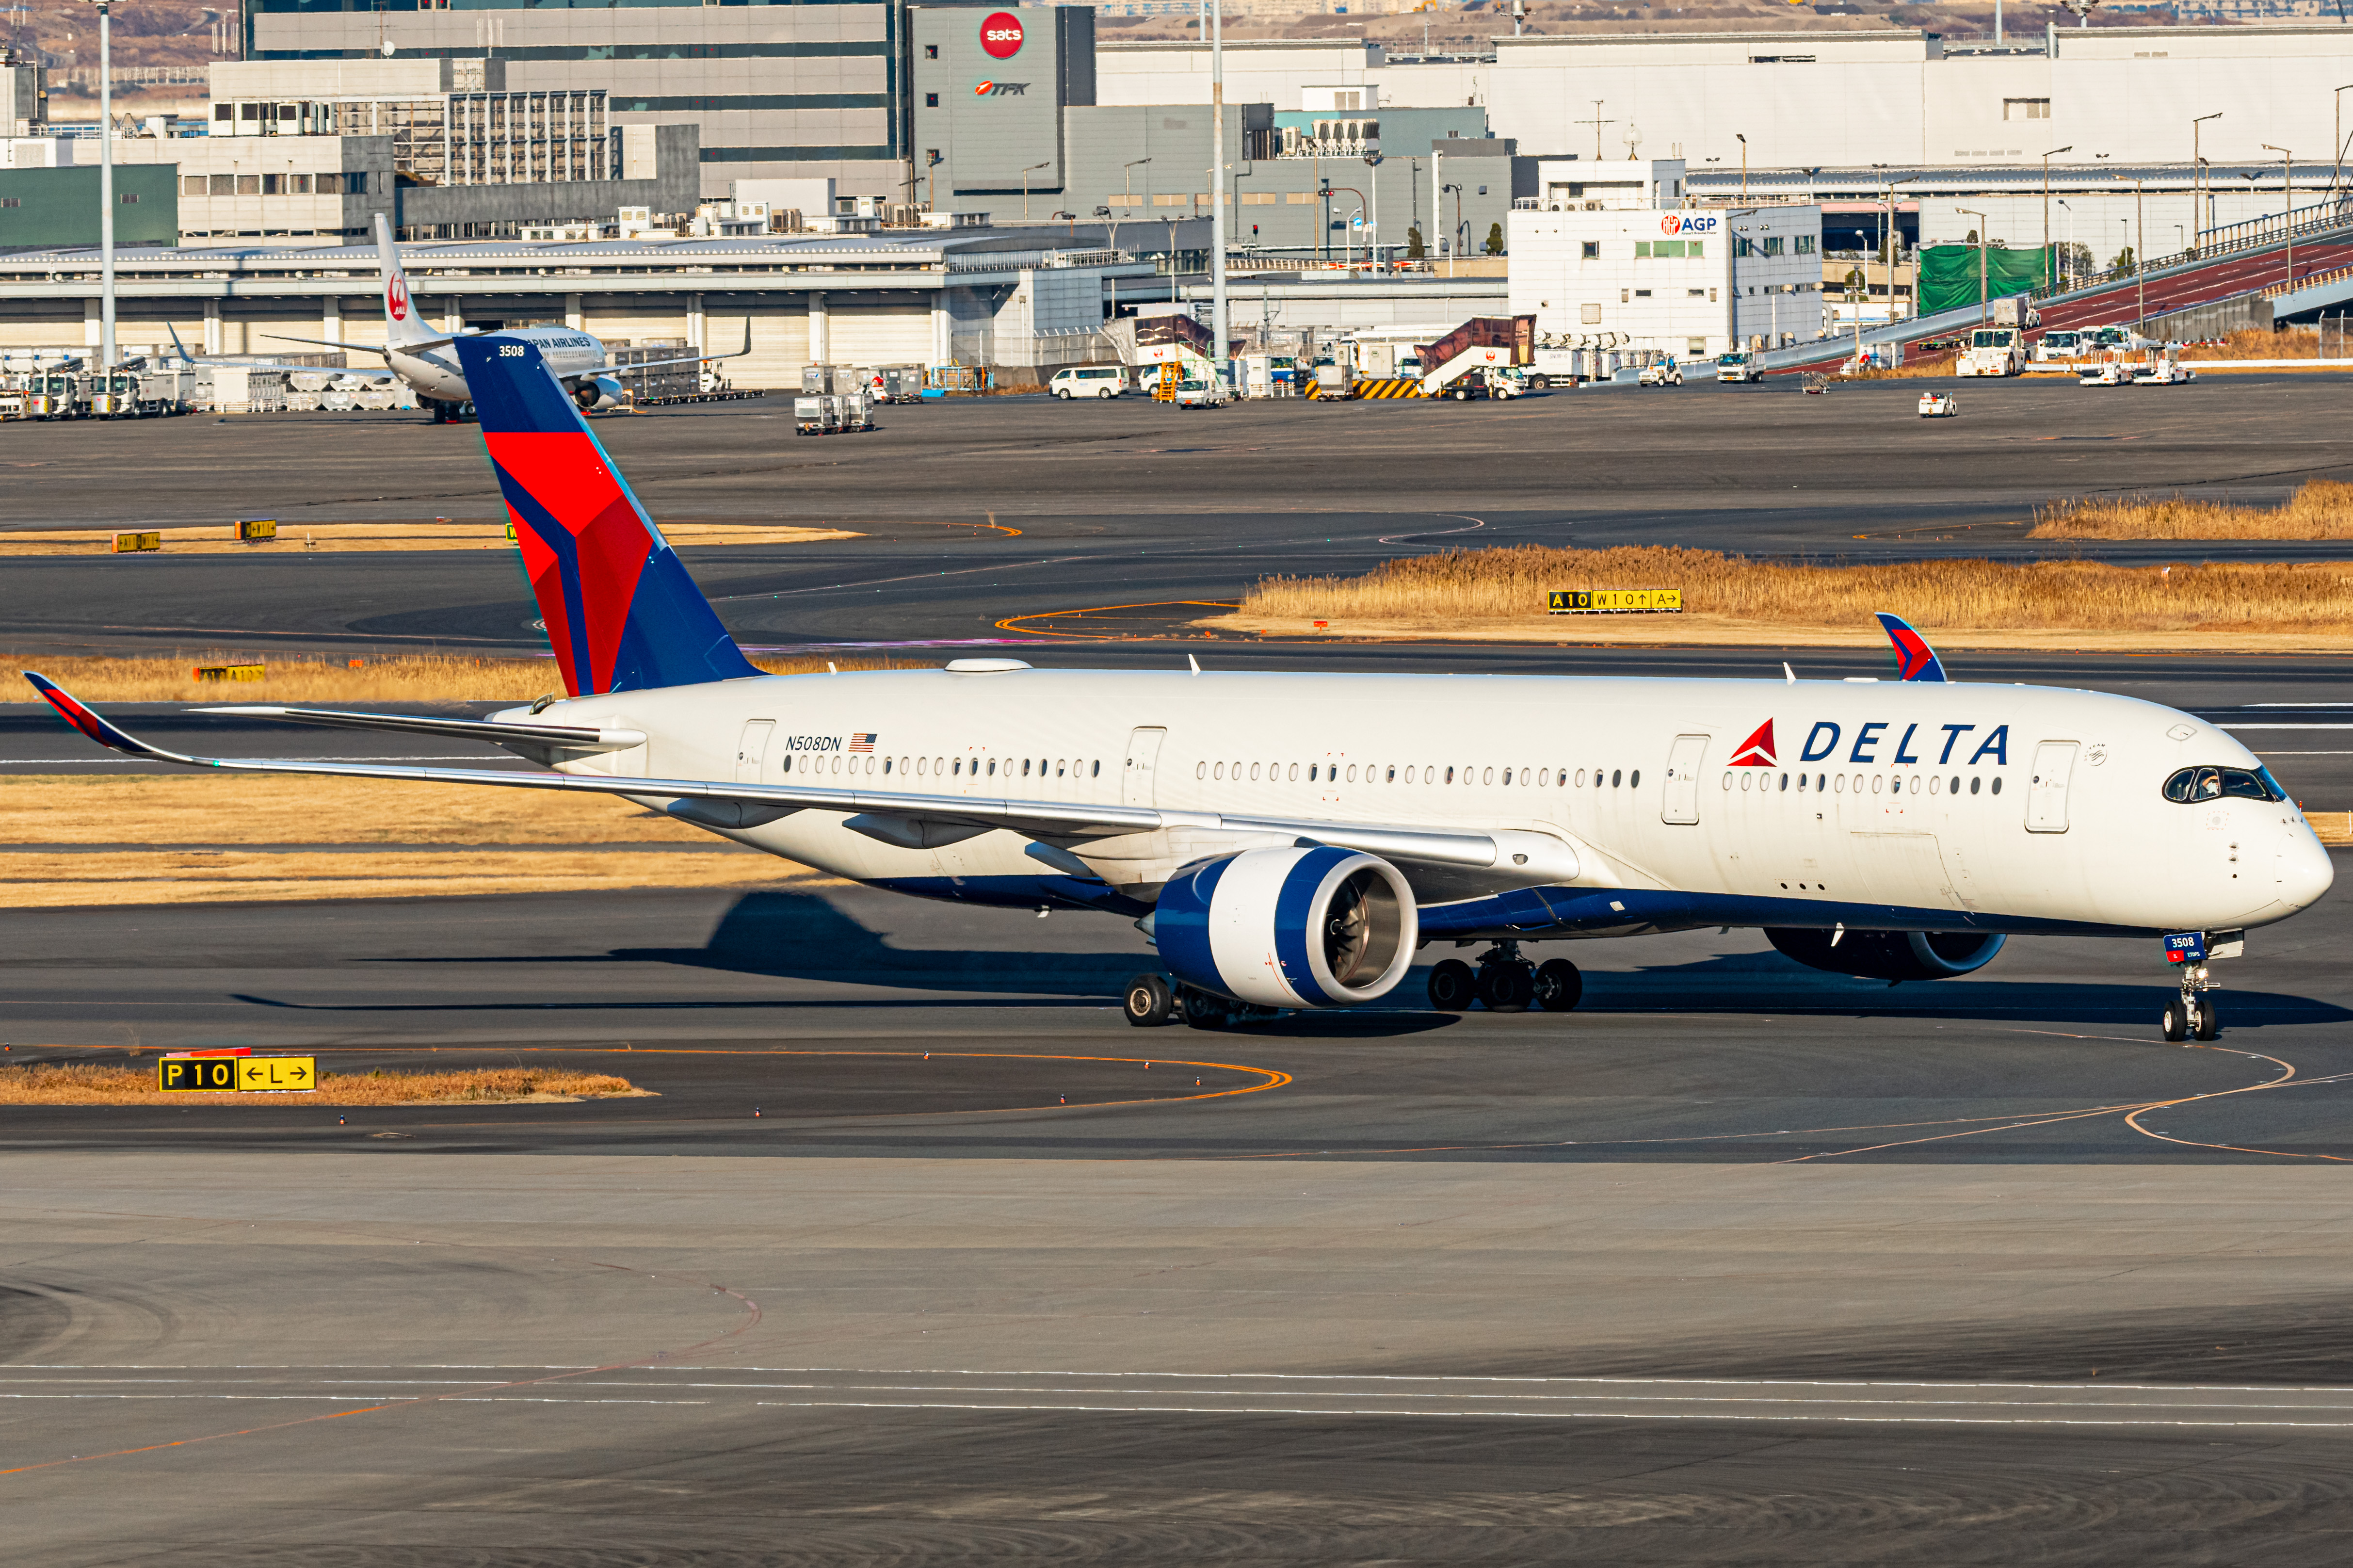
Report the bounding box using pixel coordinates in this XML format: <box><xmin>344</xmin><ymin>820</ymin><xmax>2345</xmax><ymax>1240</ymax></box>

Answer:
<box><xmin>571</xmin><ymin>375</ymin><xmax>625</xmax><ymax>412</ymax></box>
<box><xmin>1155</xmin><ymin>846</ymin><xmax>1418</xmax><ymax>1008</ymax></box>
<box><xmin>1766</xmin><ymin>927</ymin><xmax>2006</xmax><ymax>983</ymax></box>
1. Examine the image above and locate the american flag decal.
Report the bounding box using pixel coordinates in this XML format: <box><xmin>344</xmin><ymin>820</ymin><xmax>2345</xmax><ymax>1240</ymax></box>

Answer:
<box><xmin>848</xmin><ymin>732</ymin><xmax>877</xmax><ymax>753</ymax></box>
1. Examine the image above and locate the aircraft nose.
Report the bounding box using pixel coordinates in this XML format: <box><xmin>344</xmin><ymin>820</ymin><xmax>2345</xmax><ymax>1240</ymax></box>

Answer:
<box><xmin>2282</xmin><ymin>826</ymin><xmax>2337</xmax><ymax>913</ymax></box>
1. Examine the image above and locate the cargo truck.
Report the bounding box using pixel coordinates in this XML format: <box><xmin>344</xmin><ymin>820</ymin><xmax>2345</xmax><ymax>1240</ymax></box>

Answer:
<box><xmin>1956</xmin><ymin>327</ymin><xmax>2024</xmax><ymax>377</ymax></box>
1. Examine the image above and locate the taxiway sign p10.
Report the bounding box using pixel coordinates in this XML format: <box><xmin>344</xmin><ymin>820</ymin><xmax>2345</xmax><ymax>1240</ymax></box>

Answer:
<box><xmin>158</xmin><ymin>1055</ymin><xmax>317</xmax><ymax>1092</ymax></box>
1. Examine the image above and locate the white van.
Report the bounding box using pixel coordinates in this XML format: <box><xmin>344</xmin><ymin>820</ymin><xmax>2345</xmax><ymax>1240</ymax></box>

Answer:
<box><xmin>1050</xmin><ymin>366</ymin><xmax>1125</xmax><ymax>400</ymax></box>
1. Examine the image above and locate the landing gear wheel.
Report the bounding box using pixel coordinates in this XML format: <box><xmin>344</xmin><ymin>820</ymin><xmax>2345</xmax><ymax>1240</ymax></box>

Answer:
<box><xmin>1534</xmin><ymin>958</ymin><xmax>1584</xmax><ymax>1013</ymax></box>
<box><xmin>1123</xmin><ymin>972</ymin><xmax>1177</xmax><ymax>1027</ymax></box>
<box><xmin>2193</xmin><ymin>995</ymin><xmax>2223</xmax><ymax>1041</ymax></box>
<box><xmin>1477</xmin><ymin>962</ymin><xmax>1536</xmax><ymax>1013</ymax></box>
<box><xmin>2162</xmin><ymin>998</ymin><xmax>2191</xmax><ymax>1043</ymax></box>
<box><xmin>1427</xmin><ymin>959</ymin><xmax>1476</xmax><ymax>1013</ymax></box>
<box><xmin>1181</xmin><ymin>987</ymin><xmax>1231</xmax><ymax>1031</ymax></box>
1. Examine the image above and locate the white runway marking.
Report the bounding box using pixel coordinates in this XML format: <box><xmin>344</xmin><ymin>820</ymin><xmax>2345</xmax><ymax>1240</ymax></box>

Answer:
<box><xmin>8</xmin><ymin>1368</ymin><xmax>2353</xmax><ymax>1430</ymax></box>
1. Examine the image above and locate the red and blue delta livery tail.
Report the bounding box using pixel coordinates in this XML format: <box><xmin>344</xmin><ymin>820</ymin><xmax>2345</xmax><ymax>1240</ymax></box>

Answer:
<box><xmin>454</xmin><ymin>335</ymin><xmax>757</xmax><ymax>696</ymax></box>
<box><xmin>1874</xmin><ymin>612</ymin><xmax>1949</xmax><ymax>683</ymax></box>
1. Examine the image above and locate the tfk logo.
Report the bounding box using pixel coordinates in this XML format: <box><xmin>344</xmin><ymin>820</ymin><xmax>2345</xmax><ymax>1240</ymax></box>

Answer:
<box><xmin>980</xmin><ymin>10</ymin><xmax>1025</xmax><ymax>58</ymax></box>
<box><xmin>975</xmin><ymin>80</ymin><xmax>1029</xmax><ymax>95</ymax></box>
<box><xmin>1784</xmin><ymin>720</ymin><xmax>2012</xmax><ymax>768</ymax></box>
<box><xmin>387</xmin><ymin>274</ymin><xmax>409</xmax><ymax>322</ymax></box>
<box><xmin>1729</xmin><ymin>719</ymin><xmax>1776</xmax><ymax>767</ymax></box>
<box><xmin>1658</xmin><ymin>214</ymin><xmax>1718</xmax><ymax>236</ymax></box>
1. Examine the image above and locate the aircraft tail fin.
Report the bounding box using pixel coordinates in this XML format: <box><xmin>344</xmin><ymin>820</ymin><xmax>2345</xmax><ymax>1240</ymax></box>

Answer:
<box><xmin>453</xmin><ymin>334</ymin><xmax>759</xmax><ymax>696</ymax></box>
<box><xmin>375</xmin><ymin>212</ymin><xmax>445</xmax><ymax>353</ymax></box>
<box><xmin>1874</xmin><ymin>612</ymin><xmax>1949</xmax><ymax>683</ymax></box>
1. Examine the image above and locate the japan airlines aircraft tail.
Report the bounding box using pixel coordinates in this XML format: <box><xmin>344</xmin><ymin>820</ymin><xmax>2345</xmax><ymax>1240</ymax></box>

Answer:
<box><xmin>267</xmin><ymin>215</ymin><xmax>748</xmax><ymax>419</ymax></box>
<box><xmin>24</xmin><ymin>335</ymin><xmax>2335</xmax><ymax>1039</ymax></box>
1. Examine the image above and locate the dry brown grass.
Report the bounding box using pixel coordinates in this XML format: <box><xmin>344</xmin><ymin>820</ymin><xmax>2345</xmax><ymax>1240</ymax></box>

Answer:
<box><xmin>1239</xmin><ymin>544</ymin><xmax>2353</xmax><ymax>635</ymax></box>
<box><xmin>0</xmin><ymin>848</ymin><xmax>821</xmax><ymax>907</ymax></box>
<box><xmin>2030</xmin><ymin>480</ymin><xmax>2353</xmax><ymax>541</ymax></box>
<box><xmin>0</xmin><ymin>521</ymin><xmax>857</xmax><ymax>557</ymax></box>
<box><xmin>0</xmin><ymin>1062</ymin><xmax>650</xmax><ymax>1106</ymax></box>
<box><xmin>0</xmin><ymin>774</ymin><xmax>715</xmax><ymax>844</ymax></box>
<box><xmin>1835</xmin><ymin>353</ymin><xmax>1961</xmax><ymax>381</ymax></box>
<box><xmin>10</xmin><ymin>651</ymin><xmax>900</xmax><ymax>704</ymax></box>
<box><xmin>2176</xmin><ymin>328</ymin><xmax>2338</xmax><ymax>362</ymax></box>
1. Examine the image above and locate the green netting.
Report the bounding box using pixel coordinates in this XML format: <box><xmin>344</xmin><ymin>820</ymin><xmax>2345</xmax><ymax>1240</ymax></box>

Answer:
<box><xmin>1918</xmin><ymin>245</ymin><xmax>2060</xmax><ymax>316</ymax></box>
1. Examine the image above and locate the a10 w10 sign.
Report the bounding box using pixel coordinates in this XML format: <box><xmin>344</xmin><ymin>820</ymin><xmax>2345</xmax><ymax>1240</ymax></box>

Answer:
<box><xmin>980</xmin><ymin>10</ymin><xmax>1024</xmax><ymax>57</ymax></box>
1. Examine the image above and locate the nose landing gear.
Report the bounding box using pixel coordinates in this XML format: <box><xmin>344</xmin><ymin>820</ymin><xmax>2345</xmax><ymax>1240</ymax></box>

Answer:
<box><xmin>2160</xmin><ymin>931</ymin><xmax>2227</xmax><ymax>1042</ymax></box>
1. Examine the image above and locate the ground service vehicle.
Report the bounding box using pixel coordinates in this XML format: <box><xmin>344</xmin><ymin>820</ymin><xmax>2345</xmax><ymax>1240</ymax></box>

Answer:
<box><xmin>1716</xmin><ymin>352</ymin><xmax>1762</xmax><ymax>384</ymax></box>
<box><xmin>34</xmin><ymin>332</ymin><xmax>2327</xmax><ymax>1046</ymax></box>
<box><xmin>1918</xmin><ymin>390</ymin><xmax>1958</xmax><ymax>418</ymax></box>
<box><xmin>1638</xmin><ymin>359</ymin><xmax>1685</xmax><ymax>388</ymax></box>
<box><xmin>1051</xmin><ymin>366</ymin><xmax>1125</xmax><ymax>399</ymax></box>
<box><xmin>1957</xmin><ymin>328</ymin><xmax>2024</xmax><ymax>377</ymax></box>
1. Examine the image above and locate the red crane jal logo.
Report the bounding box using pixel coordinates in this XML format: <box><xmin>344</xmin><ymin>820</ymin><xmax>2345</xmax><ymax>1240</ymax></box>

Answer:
<box><xmin>1729</xmin><ymin>719</ymin><xmax>1777</xmax><ymax>767</ymax></box>
<box><xmin>387</xmin><ymin>275</ymin><xmax>409</xmax><ymax>322</ymax></box>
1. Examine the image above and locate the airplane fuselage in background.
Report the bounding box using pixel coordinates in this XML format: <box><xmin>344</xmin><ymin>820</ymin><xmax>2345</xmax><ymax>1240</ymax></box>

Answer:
<box><xmin>390</xmin><ymin>329</ymin><xmax>607</xmax><ymax>407</ymax></box>
<box><xmin>519</xmin><ymin>668</ymin><xmax>2331</xmax><ymax>942</ymax></box>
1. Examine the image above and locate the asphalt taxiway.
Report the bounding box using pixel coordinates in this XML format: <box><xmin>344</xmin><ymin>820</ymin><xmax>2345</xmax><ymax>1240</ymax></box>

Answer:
<box><xmin>9</xmin><ymin>374</ymin><xmax>2353</xmax><ymax>1560</ymax></box>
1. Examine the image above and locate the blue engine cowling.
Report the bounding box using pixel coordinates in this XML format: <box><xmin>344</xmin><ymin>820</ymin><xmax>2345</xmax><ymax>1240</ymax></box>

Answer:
<box><xmin>570</xmin><ymin>374</ymin><xmax>626</xmax><ymax>412</ymax></box>
<box><xmin>1155</xmin><ymin>846</ymin><xmax>1418</xmax><ymax>1008</ymax></box>
<box><xmin>1765</xmin><ymin>927</ymin><xmax>2005</xmax><ymax>983</ymax></box>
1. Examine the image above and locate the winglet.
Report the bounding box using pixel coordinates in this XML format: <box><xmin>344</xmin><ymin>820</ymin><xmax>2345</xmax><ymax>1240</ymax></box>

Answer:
<box><xmin>23</xmin><ymin>672</ymin><xmax>183</xmax><ymax>760</ymax></box>
<box><xmin>1873</xmin><ymin>612</ymin><xmax>1948</xmax><ymax>683</ymax></box>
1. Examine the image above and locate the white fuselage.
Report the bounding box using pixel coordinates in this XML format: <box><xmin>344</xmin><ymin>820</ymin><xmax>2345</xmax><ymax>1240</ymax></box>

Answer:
<box><xmin>517</xmin><ymin>668</ymin><xmax>2333</xmax><ymax>941</ymax></box>
<box><xmin>392</xmin><ymin>328</ymin><xmax>607</xmax><ymax>406</ymax></box>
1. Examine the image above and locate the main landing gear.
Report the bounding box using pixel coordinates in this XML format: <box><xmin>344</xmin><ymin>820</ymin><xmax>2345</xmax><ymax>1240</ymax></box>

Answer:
<box><xmin>1120</xmin><ymin>973</ymin><xmax>1277</xmax><ymax>1031</ymax></box>
<box><xmin>1427</xmin><ymin>943</ymin><xmax>1583</xmax><ymax>1015</ymax></box>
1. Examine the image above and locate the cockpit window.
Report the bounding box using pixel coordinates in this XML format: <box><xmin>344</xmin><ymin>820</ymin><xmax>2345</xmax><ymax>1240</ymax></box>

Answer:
<box><xmin>2161</xmin><ymin>765</ymin><xmax>2287</xmax><ymax>804</ymax></box>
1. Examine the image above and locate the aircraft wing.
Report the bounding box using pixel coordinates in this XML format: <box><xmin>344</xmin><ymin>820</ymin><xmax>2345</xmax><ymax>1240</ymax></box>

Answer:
<box><xmin>598</xmin><ymin>320</ymin><xmax>753</xmax><ymax>376</ymax></box>
<box><xmin>263</xmin><ymin>333</ymin><xmax>454</xmax><ymax>365</ymax></box>
<box><xmin>30</xmin><ymin>675</ymin><xmax>1566</xmax><ymax>881</ymax></box>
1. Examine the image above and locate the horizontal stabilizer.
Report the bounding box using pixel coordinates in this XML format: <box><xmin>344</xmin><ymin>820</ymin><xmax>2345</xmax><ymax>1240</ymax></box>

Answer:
<box><xmin>196</xmin><ymin>704</ymin><xmax>646</xmax><ymax>752</ymax></box>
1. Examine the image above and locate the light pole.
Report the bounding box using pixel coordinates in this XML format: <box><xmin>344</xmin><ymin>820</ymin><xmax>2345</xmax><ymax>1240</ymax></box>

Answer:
<box><xmin>1363</xmin><ymin>151</ymin><xmax>1381</xmax><ymax>268</ymax></box>
<box><xmin>80</xmin><ymin>0</ymin><xmax>115</xmax><ymax>373</ymax></box>
<box><xmin>2191</xmin><ymin>112</ymin><xmax>2220</xmax><ymax>249</ymax></box>
<box><xmin>1735</xmin><ymin>132</ymin><xmax>1747</xmax><ymax>200</ymax></box>
<box><xmin>1209</xmin><ymin>0</ymin><xmax>1228</xmax><ymax>382</ymax></box>
<box><xmin>2264</xmin><ymin>143</ymin><xmax>2294</xmax><ymax>291</ymax></box>
<box><xmin>2135</xmin><ymin>176</ymin><xmax>2146</xmax><ymax>325</ymax></box>
<box><xmin>1958</xmin><ymin>206</ymin><xmax>1989</xmax><ymax>324</ymax></box>
<box><xmin>2041</xmin><ymin>144</ymin><xmax>2072</xmax><ymax>291</ymax></box>
<box><xmin>2058</xmin><ymin>198</ymin><xmax>2073</xmax><ymax>289</ymax></box>
<box><xmin>1021</xmin><ymin>161</ymin><xmax>1050</xmax><ymax>221</ymax></box>
<box><xmin>2336</xmin><ymin>85</ymin><xmax>2353</xmax><ymax>202</ymax></box>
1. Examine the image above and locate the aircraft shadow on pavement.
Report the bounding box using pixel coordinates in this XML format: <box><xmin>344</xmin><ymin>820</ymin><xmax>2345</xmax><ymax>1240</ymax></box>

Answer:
<box><xmin>1582</xmin><ymin>950</ymin><xmax>2353</xmax><ymax>1029</ymax></box>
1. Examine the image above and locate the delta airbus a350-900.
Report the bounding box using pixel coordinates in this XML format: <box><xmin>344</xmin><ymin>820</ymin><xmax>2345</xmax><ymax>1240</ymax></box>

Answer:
<box><xmin>28</xmin><ymin>337</ymin><xmax>2332</xmax><ymax>1042</ymax></box>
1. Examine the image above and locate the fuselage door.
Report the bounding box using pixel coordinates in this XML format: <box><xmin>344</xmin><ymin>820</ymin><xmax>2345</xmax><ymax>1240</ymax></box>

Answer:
<box><xmin>1123</xmin><ymin>727</ymin><xmax>1167</xmax><ymax>808</ymax></box>
<box><xmin>1661</xmin><ymin>733</ymin><xmax>1709</xmax><ymax>825</ymax></box>
<box><xmin>2026</xmin><ymin>740</ymin><xmax>2078</xmax><ymax>833</ymax></box>
<box><xmin>736</xmin><ymin>718</ymin><xmax>774</xmax><ymax>784</ymax></box>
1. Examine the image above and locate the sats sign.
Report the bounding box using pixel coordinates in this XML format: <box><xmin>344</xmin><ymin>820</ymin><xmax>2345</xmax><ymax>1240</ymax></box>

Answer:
<box><xmin>981</xmin><ymin>11</ymin><xmax>1025</xmax><ymax>58</ymax></box>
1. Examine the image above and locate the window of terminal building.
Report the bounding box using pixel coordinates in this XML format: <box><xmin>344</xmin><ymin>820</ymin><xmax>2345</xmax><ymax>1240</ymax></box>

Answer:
<box><xmin>1796</xmin><ymin>235</ymin><xmax>1815</xmax><ymax>254</ymax></box>
<box><xmin>1581</xmin><ymin>240</ymin><xmax>1599</xmax><ymax>259</ymax></box>
<box><xmin>2005</xmin><ymin>98</ymin><xmax>2050</xmax><ymax>120</ymax></box>
<box><xmin>182</xmin><ymin>176</ymin><xmax>204</xmax><ymax>195</ymax></box>
<box><xmin>924</xmin><ymin>43</ymin><xmax>938</xmax><ymax>58</ymax></box>
<box><xmin>213</xmin><ymin>103</ymin><xmax>232</xmax><ymax>122</ymax></box>
<box><xmin>925</xmin><ymin>92</ymin><xmax>938</xmax><ymax>107</ymax></box>
<box><xmin>1762</xmin><ymin>236</ymin><xmax>1784</xmax><ymax>256</ymax></box>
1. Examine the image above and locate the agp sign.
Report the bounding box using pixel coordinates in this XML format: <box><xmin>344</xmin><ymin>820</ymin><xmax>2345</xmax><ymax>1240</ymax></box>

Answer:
<box><xmin>1658</xmin><ymin>214</ymin><xmax>1719</xmax><ymax>236</ymax></box>
<box><xmin>980</xmin><ymin>10</ymin><xmax>1025</xmax><ymax>58</ymax></box>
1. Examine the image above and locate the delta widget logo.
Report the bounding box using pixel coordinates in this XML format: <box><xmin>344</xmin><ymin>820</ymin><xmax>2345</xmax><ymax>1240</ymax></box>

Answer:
<box><xmin>1729</xmin><ymin>719</ymin><xmax>1777</xmax><ymax>767</ymax></box>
